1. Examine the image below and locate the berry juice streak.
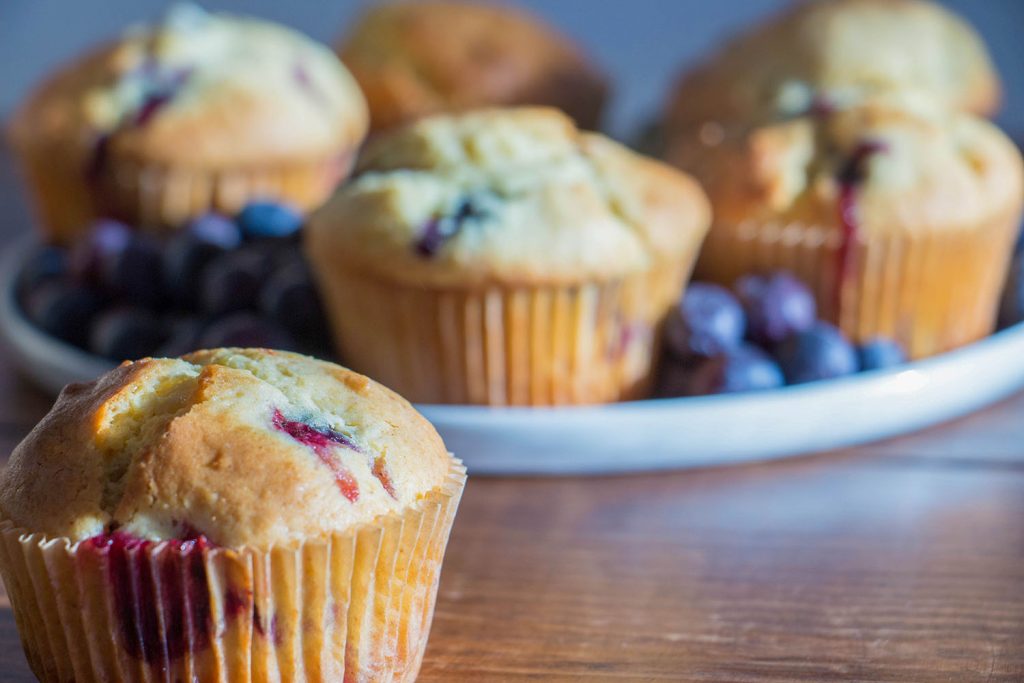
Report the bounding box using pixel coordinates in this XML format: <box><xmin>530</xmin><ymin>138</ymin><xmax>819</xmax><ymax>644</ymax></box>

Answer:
<box><xmin>834</xmin><ymin>141</ymin><xmax>888</xmax><ymax>319</ymax></box>
<box><xmin>272</xmin><ymin>409</ymin><xmax>361</xmax><ymax>501</ymax></box>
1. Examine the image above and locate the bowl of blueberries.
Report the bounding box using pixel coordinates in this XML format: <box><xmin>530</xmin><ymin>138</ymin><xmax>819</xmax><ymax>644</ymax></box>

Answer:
<box><xmin>5</xmin><ymin>209</ymin><xmax>1024</xmax><ymax>474</ymax></box>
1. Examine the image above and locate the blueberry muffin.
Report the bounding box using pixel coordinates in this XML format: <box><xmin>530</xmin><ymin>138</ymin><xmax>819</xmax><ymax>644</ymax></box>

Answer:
<box><xmin>664</xmin><ymin>0</ymin><xmax>1000</xmax><ymax>141</ymax></box>
<box><xmin>673</xmin><ymin>94</ymin><xmax>1024</xmax><ymax>358</ymax></box>
<box><xmin>307</xmin><ymin>108</ymin><xmax>710</xmax><ymax>405</ymax></box>
<box><xmin>337</xmin><ymin>1</ymin><xmax>608</xmax><ymax>133</ymax></box>
<box><xmin>0</xmin><ymin>348</ymin><xmax>465</xmax><ymax>682</ymax></box>
<box><xmin>10</xmin><ymin>5</ymin><xmax>369</xmax><ymax>244</ymax></box>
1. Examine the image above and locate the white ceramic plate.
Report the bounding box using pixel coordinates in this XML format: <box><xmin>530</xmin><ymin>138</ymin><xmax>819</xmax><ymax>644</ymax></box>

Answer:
<box><xmin>3</xmin><ymin>236</ymin><xmax>1024</xmax><ymax>475</ymax></box>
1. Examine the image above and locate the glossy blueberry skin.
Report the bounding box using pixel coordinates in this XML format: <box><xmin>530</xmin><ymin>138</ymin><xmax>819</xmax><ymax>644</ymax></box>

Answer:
<box><xmin>735</xmin><ymin>272</ymin><xmax>816</xmax><ymax>345</ymax></box>
<box><xmin>103</xmin><ymin>235</ymin><xmax>166</xmax><ymax>308</ymax></box>
<box><xmin>184</xmin><ymin>213</ymin><xmax>242</xmax><ymax>249</ymax></box>
<box><xmin>70</xmin><ymin>220</ymin><xmax>133</xmax><ymax>286</ymax></box>
<box><xmin>664</xmin><ymin>283</ymin><xmax>746</xmax><ymax>359</ymax></box>
<box><xmin>199</xmin><ymin>312</ymin><xmax>296</xmax><ymax>350</ymax></box>
<box><xmin>687</xmin><ymin>344</ymin><xmax>785</xmax><ymax>395</ymax></box>
<box><xmin>857</xmin><ymin>338</ymin><xmax>907</xmax><ymax>372</ymax></box>
<box><xmin>17</xmin><ymin>246</ymin><xmax>68</xmax><ymax>299</ymax></box>
<box><xmin>259</xmin><ymin>263</ymin><xmax>328</xmax><ymax>340</ymax></box>
<box><xmin>998</xmin><ymin>251</ymin><xmax>1024</xmax><ymax>329</ymax></box>
<box><xmin>237</xmin><ymin>201</ymin><xmax>303</xmax><ymax>240</ymax></box>
<box><xmin>199</xmin><ymin>250</ymin><xmax>264</xmax><ymax>315</ymax></box>
<box><xmin>774</xmin><ymin>322</ymin><xmax>859</xmax><ymax>384</ymax></box>
<box><xmin>163</xmin><ymin>217</ymin><xmax>241</xmax><ymax>308</ymax></box>
<box><xmin>24</xmin><ymin>282</ymin><xmax>104</xmax><ymax>347</ymax></box>
<box><xmin>89</xmin><ymin>307</ymin><xmax>167</xmax><ymax>361</ymax></box>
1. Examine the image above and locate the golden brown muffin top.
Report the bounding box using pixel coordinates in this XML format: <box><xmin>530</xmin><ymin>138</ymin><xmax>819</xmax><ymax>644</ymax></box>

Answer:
<box><xmin>338</xmin><ymin>0</ymin><xmax>608</xmax><ymax>131</ymax></box>
<box><xmin>0</xmin><ymin>349</ymin><xmax>453</xmax><ymax>548</ymax></box>
<box><xmin>665</xmin><ymin>0</ymin><xmax>1000</xmax><ymax>135</ymax></box>
<box><xmin>669</xmin><ymin>93</ymin><xmax>1023</xmax><ymax>234</ymax></box>
<box><xmin>10</xmin><ymin>4</ymin><xmax>368</xmax><ymax>167</ymax></box>
<box><xmin>306</xmin><ymin>107</ymin><xmax>710</xmax><ymax>287</ymax></box>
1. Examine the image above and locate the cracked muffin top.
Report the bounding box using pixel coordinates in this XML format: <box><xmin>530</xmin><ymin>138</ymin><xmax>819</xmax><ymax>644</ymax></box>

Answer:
<box><xmin>0</xmin><ymin>348</ymin><xmax>452</xmax><ymax>547</ymax></box>
<box><xmin>306</xmin><ymin>107</ymin><xmax>711</xmax><ymax>287</ymax></box>
<box><xmin>665</xmin><ymin>0</ymin><xmax>1000</xmax><ymax>136</ymax></box>
<box><xmin>337</xmin><ymin>0</ymin><xmax>608</xmax><ymax>132</ymax></box>
<box><xmin>668</xmin><ymin>93</ymin><xmax>1023</xmax><ymax>234</ymax></box>
<box><xmin>10</xmin><ymin>4</ymin><xmax>368</xmax><ymax>166</ymax></box>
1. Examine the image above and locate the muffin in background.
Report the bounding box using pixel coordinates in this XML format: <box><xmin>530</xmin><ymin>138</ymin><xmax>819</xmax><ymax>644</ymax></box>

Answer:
<box><xmin>10</xmin><ymin>4</ymin><xmax>369</xmax><ymax>244</ymax></box>
<box><xmin>0</xmin><ymin>348</ymin><xmax>465</xmax><ymax>682</ymax></box>
<box><xmin>671</xmin><ymin>94</ymin><xmax>1024</xmax><ymax>359</ymax></box>
<box><xmin>664</xmin><ymin>0</ymin><xmax>1001</xmax><ymax>142</ymax></box>
<box><xmin>307</xmin><ymin>107</ymin><xmax>710</xmax><ymax>406</ymax></box>
<box><xmin>338</xmin><ymin>1</ymin><xmax>608</xmax><ymax>133</ymax></box>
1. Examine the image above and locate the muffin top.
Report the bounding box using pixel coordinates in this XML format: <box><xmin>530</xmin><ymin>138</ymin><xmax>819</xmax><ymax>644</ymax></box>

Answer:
<box><xmin>670</xmin><ymin>94</ymin><xmax>1023</xmax><ymax>233</ymax></box>
<box><xmin>10</xmin><ymin>4</ymin><xmax>368</xmax><ymax>166</ymax></box>
<box><xmin>338</xmin><ymin>1</ymin><xmax>608</xmax><ymax>131</ymax></box>
<box><xmin>665</xmin><ymin>0</ymin><xmax>1000</xmax><ymax>134</ymax></box>
<box><xmin>0</xmin><ymin>349</ymin><xmax>454</xmax><ymax>548</ymax></box>
<box><xmin>307</xmin><ymin>108</ymin><xmax>710</xmax><ymax>287</ymax></box>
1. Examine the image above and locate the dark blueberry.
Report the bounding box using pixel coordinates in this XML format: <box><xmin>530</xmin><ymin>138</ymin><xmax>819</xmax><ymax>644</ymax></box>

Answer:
<box><xmin>664</xmin><ymin>283</ymin><xmax>746</xmax><ymax>359</ymax></box>
<box><xmin>17</xmin><ymin>246</ymin><xmax>69</xmax><ymax>299</ymax></box>
<box><xmin>259</xmin><ymin>263</ymin><xmax>328</xmax><ymax>340</ymax></box>
<box><xmin>999</xmin><ymin>251</ymin><xmax>1024</xmax><ymax>329</ymax></box>
<box><xmin>687</xmin><ymin>345</ymin><xmax>785</xmax><ymax>395</ymax></box>
<box><xmin>199</xmin><ymin>250</ymin><xmax>264</xmax><ymax>315</ymax></box>
<box><xmin>163</xmin><ymin>215</ymin><xmax>241</xmax><ymax>307</ymax></box>
<box><xmin>837</xmin><ymin>140</ymin><xmax>889</xmax><ymax>188</ymax></box>
<box><xmin>23</xmin><ymin>282</ymin><xmax>104</xmax><ymax>347</ymax></box>
<box><xmin>654</xmin><ymin>357</ymin><xmax>696</xmax><ymax>398</ymax></box>
<box><xmin>155</xmin><ymin>316</ymin><xmax>205</xmax><ymax>357</ymax></box>
<box><xmin>415</xmin><ymin>197</ymin><xmax>490</xmax><ymax>257</ymax></box>
<box><xmin>70</xmin><ymin>220</ymin><xmax>133</xmax><ymax>286</ymax></box>
<box><xmin>857</xmin><ymin>338</ymin><xmax>907</xmax><ymax>372</ymax></box>
<box><xmin>199</xmin><ymin>312</ymin><xmax>296</xmax><ymax>350</ymax></box>
<box><xmin>237</xmin><ymin>201</ymin><xmax>303</xmax><ymax>240</ymax></box>
<box><xmin>775</xmin><ymin>322</ymin><xmax>859</xmax><ymax>385</ymax></box>
<box><xmin>735</xmin><ymin>272</ymin><xmax>816</xmax><ymax>345</ymax></box>
<box><xmin>185</xmin><ymin>213</ymin><xmax>242</xmax><ymax>249</ymax></box>
<box><xmin>89</xmin><ymin>307</ymin><xmax>168</xmax><ymax>361</ymax></box>
<box><xmin>103</xmin><ymin>234</ymin><xmax>166</xmax><ymax>307</ymax></box>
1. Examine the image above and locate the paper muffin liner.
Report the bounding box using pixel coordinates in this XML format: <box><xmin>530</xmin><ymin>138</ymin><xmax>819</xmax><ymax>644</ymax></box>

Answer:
<box><xmin>11</xmin><ymin>134</ymin><xmax>355</xmax><ymax>244</ymax></box>
<box><xmin>694</xmin><ymin>209</ymin><xmax>1021</xmax><ymax>358</ymax></box>
<box><xmin>0</xmin><ymin>458</ymin><xmax>465</xmax><ymax>683</ymax></box>
<box><xmin>316</xmin><ymin>259</ymin><xmax>694</xmax><ymax>405</ymax></box>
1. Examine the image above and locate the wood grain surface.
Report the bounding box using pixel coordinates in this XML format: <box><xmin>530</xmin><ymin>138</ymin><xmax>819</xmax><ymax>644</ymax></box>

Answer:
<box><xmin>0</xmin><ymin>156</ymin><xmax>1022</xmax><ymax>681</ymax></box>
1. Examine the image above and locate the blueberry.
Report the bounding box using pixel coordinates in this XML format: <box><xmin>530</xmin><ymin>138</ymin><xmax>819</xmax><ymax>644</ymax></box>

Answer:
<box><xmin>857</xmin><ymin>338</ymin><xmax>907</xmax><ymax>371</ymax></box>
<box><xmin>70</xmin><ymin>220</ymin><xmax>133</xmax><ymax>286</ymax></box>
<box><xmin>775</xmin><ymin>322</ymin><xmax>859</xmax><ymax>384</ymax></box>
<box><xmin>17</xmin><ymin>246</ymin><xmax>69</xmax><ymax>300</ymax></box>
<box><xmin>237</xmin><ymin>201</ymin><xmax>303</xmax><ymax>240</ymax></box>
<box><xmin>199</xmin><ymin>312</ymin><xmax>296</xmax><ymax>349</ymax></box>
<box><xmin>654</xmin><ymin>357</ymin><xmax>696</xmax><ymax>398</ymax></box>
<box><xmin>259</xmin><ymin>263</ymin><xmax>328</xmax><ymax>339</ymax></box>
<box><xmin>185</xmin><ymin>213</ymin><xmax>242</xmax><ymax>249</ymax></box>
<box><xmin>998</xmin><ymin>251</ymin><xmax>1024</xmax><ymax>329</ymax></box>
<box><xmin>199</xmin><ymin>250</ymin><xmax>264</xmax><ymax>315</ymax></box>
<box><xmin>23</xmin><ymin>282</ymin><xmax>104</xmax><ymax>347</ymax></box>
<box><xmin>103</xmin><ymin>235</ymin><xmax>166</xmax><ymax>307</ymax></box>
<box><xmin>687</xmin><ymin>344</ymin><xmax>785</xmax><ymax>395</ymax></box>
<box><xmin>89</xmin><ymin>307</ymin><xmax>168</xmax><ymax>361</ymax></box>
<box><xmin>664</xmin><ymin>283</ymin><xmax>746</xmax><ymax>359</ymax></box>
<box><xmin>735</xmin><ymin>272</ymin><xmax>816</xmax><ymax>345</ymax></box>
<box><xmin>155</xmin><ymin>316</ymin><xmax>205</xmax><ymax>357</ymax></box>
<box><xmin>164</xmin><ymin>215</ymin><xmax>241</xmax><ymax>308</ymax></box>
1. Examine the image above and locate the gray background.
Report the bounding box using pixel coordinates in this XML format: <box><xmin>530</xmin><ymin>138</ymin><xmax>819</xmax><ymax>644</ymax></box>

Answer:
<box><xmin>1</xmin><ymin>0</ymin><xmax>1022</xmax><ymax>138</ymax></box>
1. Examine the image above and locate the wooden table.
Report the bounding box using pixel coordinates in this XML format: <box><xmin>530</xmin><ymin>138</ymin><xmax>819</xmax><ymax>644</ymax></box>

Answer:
<box><xmin>0</xmin><ymin>160</ymin><xmax>1023</xmax><ymax>682</ymax></box>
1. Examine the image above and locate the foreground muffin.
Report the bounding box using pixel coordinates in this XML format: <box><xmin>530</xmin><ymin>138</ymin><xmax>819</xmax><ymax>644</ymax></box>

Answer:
<box><xmin>338</xmin><ymin>1</ymin><xmax>608</xmax><ymax>133</ymax></box>
<box><xmin>10</xmin><ymin>4</ymin><xmax>369</xmax><ymax>244</ymax></box>
<box><xmin>0</xmin><ymin>348</ymin><xmax>465</xmax><ymax>682</ymax></box>
<box><xmin>665</xmin><ymin>0</ymin><xmax>1000</xmax><ymax>140</ymax></box>
<box><xmin>307</xmin><ymin>108</ymin><xmax>710</xmax><ymax>405</ymax></box>
<box><xmin>674</xmin><ymin>95</ymin><xmax>1024</xmax><ymax>358</ymax></box>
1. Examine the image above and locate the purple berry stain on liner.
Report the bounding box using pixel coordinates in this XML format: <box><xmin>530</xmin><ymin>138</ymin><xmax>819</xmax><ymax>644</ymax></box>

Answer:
<box><xmin>415</xmin><ymin>198</ymin><xmax>488</xmax><ymax>257</ymax></box>
<box><xmin>834</xmin><ymin>140</ymin><xmax>888</xmax><ymax>318</ymax></box>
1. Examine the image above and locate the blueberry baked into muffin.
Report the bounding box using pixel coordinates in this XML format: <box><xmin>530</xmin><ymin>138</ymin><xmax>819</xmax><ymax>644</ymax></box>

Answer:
<box><xmin>10</xmin><ymin>4</ymin><xmax>368</xmax><ymax>244</ymax></box>
<box><xmin>338</xmin><ymin>0</ymin><xmax>609</xmax><ymax>133</ymax></box>
<box><xmin>0</xmin><ymin>348</ymin><xmax>465</xmax><ymax>682</ymax></box>
<box><xmin>307</xmin><ymin>107</ymin><xmax>710</xmax><ymax>405</ymax></box>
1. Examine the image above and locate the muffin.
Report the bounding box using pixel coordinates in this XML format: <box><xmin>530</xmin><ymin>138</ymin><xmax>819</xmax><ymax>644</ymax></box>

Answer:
<box><xmin>338</xmin><ymin>1</ymin><xmax>608</xmax><ymax>133</ymax></box>
<box><xmin>664</xmin><ymin>0</ymin><xmax>1001</xmax><ymax>142</ymax></box>
<box><xmin>0</xmin><ymin>348</ymin><xmax>465</xmax><ymax>682</ymax></box>
<box><xmin>307</xmin><ymin>107</ymin><xmax>710</xmax><ymax>405</ymax></box>
<box><xmin>10</xmin><ymin>4</ymin><xmax>369</xmax><ymax>245</ymax></box>
<box><xmin>672</xmin><ymin>94</ymin><xmax>1024</xmax><ymax>358</ymax></box>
